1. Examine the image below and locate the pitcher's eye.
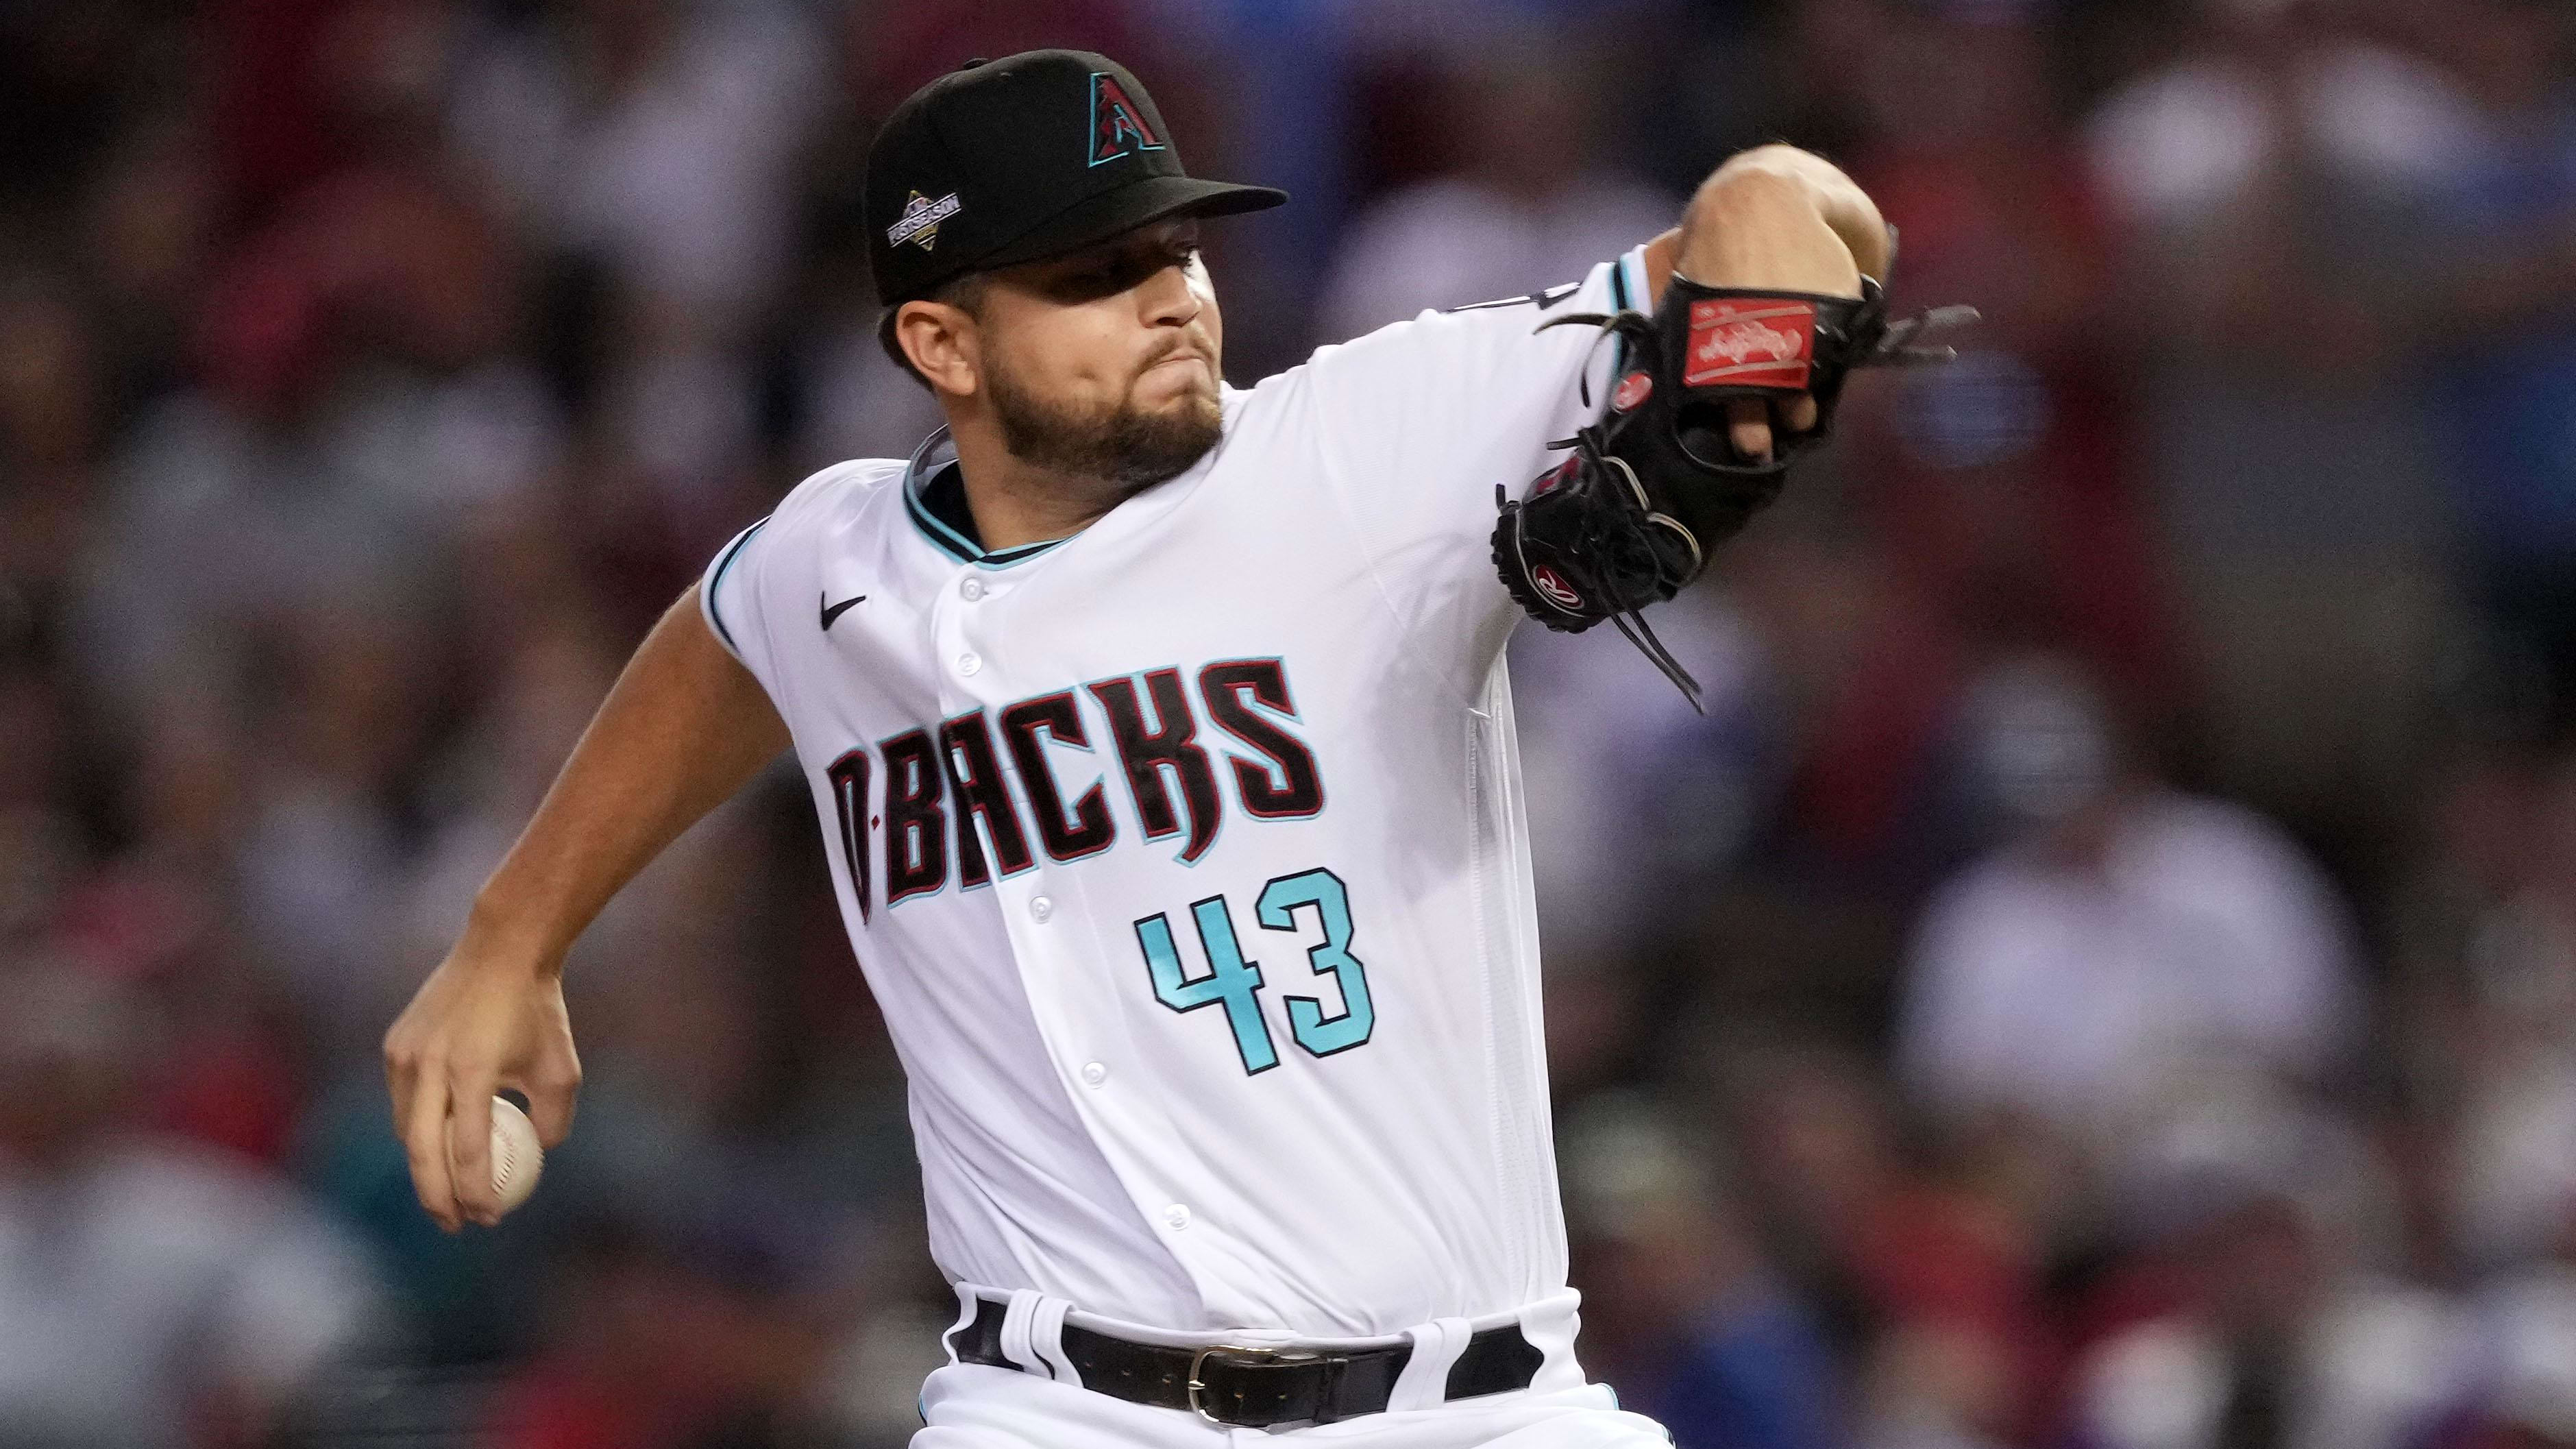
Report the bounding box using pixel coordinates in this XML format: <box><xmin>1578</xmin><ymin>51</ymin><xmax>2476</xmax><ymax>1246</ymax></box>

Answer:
<box><xmin>1035</xmin><ymin>237</ymin><xmax>1196</xmax><ymax>303</ymax></box>
<box><xmin>1040</xmin><ymin>263</ymin><xmax>1127</xmax><ymax>303</ymax></box>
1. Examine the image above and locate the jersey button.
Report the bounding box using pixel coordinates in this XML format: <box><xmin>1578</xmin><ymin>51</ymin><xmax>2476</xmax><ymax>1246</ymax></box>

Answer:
<box><xmin>1029</xmin><ymin>895</ymin><xmax>1054</xmax><ymax>923</ymax></box>
<box><xmin>1163</xmin><ymin>1204</ymin><xmax>1190</xmax><ymax>1232</ymax></box>
<box><xmin>1080</xmin><ymin>1061</ymin><xmax>1107</xmax><ymax>1087</ymax></box>
<box><xmin>956</xmin><ymin>652</ymin><xmax>982</xmax><ymax>677</ymax></box>
<box><xmin>959</xmin><ymin>577</ymin><xmax>985</xmax><ymax>602</ymax></box>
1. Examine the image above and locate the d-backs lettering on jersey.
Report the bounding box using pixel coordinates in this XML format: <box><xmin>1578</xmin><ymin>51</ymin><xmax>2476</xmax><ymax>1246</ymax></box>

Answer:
<box><xmin>822</xmin><ymin>659</ymin><xmax>1324</xmax><ymax>918</ymax></box>
<box><xmin>701</xmin><ymin>246</ymin><xmax>1654</xmax><ymax>1339</ymax></box>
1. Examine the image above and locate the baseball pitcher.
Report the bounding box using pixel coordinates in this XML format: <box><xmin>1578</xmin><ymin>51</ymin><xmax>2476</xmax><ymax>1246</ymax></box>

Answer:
<box><xmin>385</xmin><ymin>49</ymin><xmax>1961</xmax><ymax>1448</ymax></box>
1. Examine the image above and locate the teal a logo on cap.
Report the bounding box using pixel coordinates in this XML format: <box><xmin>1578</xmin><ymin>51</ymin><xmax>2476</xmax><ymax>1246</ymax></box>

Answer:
<box><xmin>887</xmin><ymin>190</ymin><xmax>962</xmax><ymax>251</ymax></box>
<box><xmin>1088</xmin><ymin>73</ymin><xmax>1164</xmax><ymax>167</ymax></box>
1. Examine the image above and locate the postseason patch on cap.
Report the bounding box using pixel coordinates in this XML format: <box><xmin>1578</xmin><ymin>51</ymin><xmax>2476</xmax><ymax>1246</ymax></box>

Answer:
<box><xmin>888</xmin><ymin>191</ymin><xmax>963</xmax><ymax>252</ymax></box>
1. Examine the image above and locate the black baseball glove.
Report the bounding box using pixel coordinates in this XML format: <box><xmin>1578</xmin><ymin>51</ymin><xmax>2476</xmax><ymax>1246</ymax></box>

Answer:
<box><xmin>1492</xmin><ymin>265</ymin><xmax>1974</xmax><ymax>705</ymax></box>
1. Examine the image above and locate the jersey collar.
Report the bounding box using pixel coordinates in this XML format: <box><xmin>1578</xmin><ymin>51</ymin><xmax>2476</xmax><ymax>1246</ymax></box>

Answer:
<box><xmin>900</xmin><ymin>425</ymin><xmax>1074</xmax><ymax>570</ymax></box>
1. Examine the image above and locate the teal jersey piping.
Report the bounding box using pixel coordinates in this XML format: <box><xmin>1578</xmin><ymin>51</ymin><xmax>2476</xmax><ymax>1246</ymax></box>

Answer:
<box><xmin>900</xmin><ymin>424</ymin><xmax>1073</xmax><ymax>570</ymax></box>
<box><xmin>703</xmin><ymin>515</ymin><xmax>770</xmax><ymax>655</ymax></box>
<box><xmin>1608</xmin><ymin>247</ymin><xmax>1641</xmax><ymax>378</ymax></box>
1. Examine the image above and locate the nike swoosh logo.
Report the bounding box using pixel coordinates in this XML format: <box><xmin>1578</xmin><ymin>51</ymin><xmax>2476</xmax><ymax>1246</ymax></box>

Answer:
<box><xmin>820</xmin><ymin>592</ymin><xmax>867</xmax><ymax>630</ymax></box>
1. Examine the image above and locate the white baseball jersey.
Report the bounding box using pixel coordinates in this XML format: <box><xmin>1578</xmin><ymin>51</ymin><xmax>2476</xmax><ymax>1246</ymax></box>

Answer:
<box><xmin>701</xmin><ymin>247</ymin><xmax>1654</xmax><ymax>1339</ymax></box>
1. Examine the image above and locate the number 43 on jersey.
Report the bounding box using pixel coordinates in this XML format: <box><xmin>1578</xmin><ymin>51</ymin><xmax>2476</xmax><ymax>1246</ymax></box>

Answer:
<box><xmin>1132</xmin><ymin>868</ymin><xmax>1374</xmax><ymax>1075</ymax></box>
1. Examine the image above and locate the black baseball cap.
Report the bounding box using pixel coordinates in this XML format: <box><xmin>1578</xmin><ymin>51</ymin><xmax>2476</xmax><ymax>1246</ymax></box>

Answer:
<box><xmin>866</xmin><ymin>50</ymin><xmax>1288</xmax><ymax>311</ymax></box>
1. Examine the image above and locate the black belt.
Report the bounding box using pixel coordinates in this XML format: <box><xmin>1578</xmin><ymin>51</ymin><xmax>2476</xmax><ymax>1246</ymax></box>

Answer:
<box><xmin>945</xmin><ymin>1295</ymin><xmax>1545</xmax><ymax>1428</ymax></box>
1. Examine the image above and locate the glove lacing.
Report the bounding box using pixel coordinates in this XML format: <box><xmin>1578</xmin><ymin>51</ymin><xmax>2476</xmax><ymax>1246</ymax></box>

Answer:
<box><xmin>1534</xmin><ymin>307</ymin><xmax>1708</xmax><ymax>710</ymax></box>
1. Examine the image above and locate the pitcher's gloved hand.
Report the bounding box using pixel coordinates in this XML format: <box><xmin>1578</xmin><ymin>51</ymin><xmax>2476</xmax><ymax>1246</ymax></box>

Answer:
<box><xmin>1491</xmin><ymin>269</ymin><xmax>1975</xmax><ymax>706</ymax></box>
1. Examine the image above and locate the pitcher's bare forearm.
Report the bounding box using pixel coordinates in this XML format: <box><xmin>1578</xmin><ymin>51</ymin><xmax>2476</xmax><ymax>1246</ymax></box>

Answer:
<box><xmin>465</xmin><ymin>585</ymin><xmax>792</xmax><ymax>973</ymax></box>
<box><xmin>1639</xmin><ymin>145</ymin><xmax>1888</xmax><ymax>310</ymax></box>
<box><xmin>387</xmin><ymin>585</ymin><xmax>785</xmax><ymax>1231</ymax></box>
<box><xmin>1678</xmin><ymin>145</ymin><xmax>1887</xmax><ymax>291</ymax></box>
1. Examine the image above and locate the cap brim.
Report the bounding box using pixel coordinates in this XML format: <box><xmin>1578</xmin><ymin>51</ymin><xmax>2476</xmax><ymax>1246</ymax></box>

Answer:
<box><xmin>977</xmin><ymin>174</ymin><xmax>1288</xmax><ymax>271</ymax></box>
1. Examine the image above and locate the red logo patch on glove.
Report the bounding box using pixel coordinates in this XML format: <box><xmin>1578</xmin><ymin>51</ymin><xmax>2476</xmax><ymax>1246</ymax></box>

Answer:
<box><xmin>1684</xmin><ymin>299</ymin><xmax>1814</xmax><ymax>390</ymax></box>
<box><xmin>1610</xmin><ymin>370</ymin><xmax>1654</xmax><ymax>413</ymax></box>
<box><xmin>1532</xmin><ymin>565</ymin><xmax>1584</xmax><ymax>611</ymax></box>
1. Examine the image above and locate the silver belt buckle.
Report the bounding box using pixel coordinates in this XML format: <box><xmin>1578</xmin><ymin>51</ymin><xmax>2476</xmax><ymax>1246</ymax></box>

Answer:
<box><xmin>1186</xmin><ymin>1343</ymin><xmax>1323</xmax><ymax>1426</ymax></box>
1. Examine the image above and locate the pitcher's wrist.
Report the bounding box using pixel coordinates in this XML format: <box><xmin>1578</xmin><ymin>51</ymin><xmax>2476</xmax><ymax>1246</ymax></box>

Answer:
<box><xmin>458</xmin><ymin>896</ymin><xmax>572</xmax><ymax>980</ymax></box>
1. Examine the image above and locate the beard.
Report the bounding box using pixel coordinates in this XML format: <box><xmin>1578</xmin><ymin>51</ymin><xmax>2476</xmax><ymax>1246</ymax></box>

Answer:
<box><xmin>985</xmin><ymin>348</ymin><xmax>1223</xmax><ymax>492</ymax></box>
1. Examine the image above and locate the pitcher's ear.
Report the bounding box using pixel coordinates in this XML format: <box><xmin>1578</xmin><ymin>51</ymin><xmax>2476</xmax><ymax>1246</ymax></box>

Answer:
<box><xmin>894</xmin><ymin>298</ymin><xmax>982</xmax><ymax>398</ymax></box>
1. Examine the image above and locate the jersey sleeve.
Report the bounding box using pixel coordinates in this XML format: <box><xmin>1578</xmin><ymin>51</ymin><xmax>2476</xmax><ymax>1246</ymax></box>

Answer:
<box><xmin>700</xmin><ymin>517</ymin><xmax>775</xmax><ymax>674</ymax></box>
<box><xmin>1298</xmin><ymin>245</ymin><xmax>1656</xmax><ymax>559</ymax></box>
<box><xmin>698</xmin><ymin>459</ymin><xmax>875</xmax><ymax>695</ymax></box>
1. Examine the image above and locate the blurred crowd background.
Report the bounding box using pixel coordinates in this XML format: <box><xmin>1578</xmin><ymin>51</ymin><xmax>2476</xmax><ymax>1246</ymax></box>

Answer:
<box><xmin>3</xmin><ymin>0</ymin><xmax>2575</xmax><ymax>1444</ymax></box>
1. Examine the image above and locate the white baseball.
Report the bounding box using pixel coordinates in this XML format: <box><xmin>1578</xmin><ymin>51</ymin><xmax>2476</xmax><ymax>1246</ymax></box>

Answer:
<box><xmin>486</xmin><ymin>1095</ymin><xmax>543</xmax><ymax>1215</ymax></box>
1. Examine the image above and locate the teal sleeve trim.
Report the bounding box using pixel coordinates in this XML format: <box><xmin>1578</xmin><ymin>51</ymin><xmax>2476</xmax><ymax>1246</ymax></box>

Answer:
<box><xmin>1606</xmin><ymin>252</ymin><xmax>1639</xmax><ymax>387</ymax></box>
<box><xmin>702</xmin><ymin>516</ymin><xmax>770</xmax><ymax>659</ymax></box>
